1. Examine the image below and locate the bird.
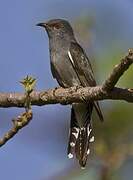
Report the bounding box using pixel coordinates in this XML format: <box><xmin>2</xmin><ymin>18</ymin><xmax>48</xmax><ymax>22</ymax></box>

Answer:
<box><xmin>37</xmin><ymin>19</ymin><xmax>103</xmax><ymax>168</ymax></box>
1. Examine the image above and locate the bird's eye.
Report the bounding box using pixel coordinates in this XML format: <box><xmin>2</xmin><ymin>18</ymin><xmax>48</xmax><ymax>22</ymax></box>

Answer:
<box><xmin>50</xmin><ymin>23</ymin><xmax>61</xmax><ymax>30</ymax></box>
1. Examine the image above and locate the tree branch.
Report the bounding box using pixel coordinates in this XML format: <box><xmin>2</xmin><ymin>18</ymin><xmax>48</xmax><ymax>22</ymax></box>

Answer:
<box><xmin>0</xmin><ymin>49</ymin><xmax>133</xmax><ymax>108</ymax></box>
<box><xmin>0</xmin><ymin>86</ymin><xmax>133</xmax><ymax>108</ymax></box>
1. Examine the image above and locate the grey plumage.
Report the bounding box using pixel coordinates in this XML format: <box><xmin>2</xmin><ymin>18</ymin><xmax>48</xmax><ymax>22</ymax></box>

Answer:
<box><xmin>37</xmin><ymin>19</ymin><xmax>103</xmax><ymax>168</ymax></box>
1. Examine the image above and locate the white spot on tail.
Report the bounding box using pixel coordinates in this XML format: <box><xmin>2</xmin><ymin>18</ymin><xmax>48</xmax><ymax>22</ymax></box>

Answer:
<box><xmin>68</xmin><ymin>51</ymin><xmax>74</xmax><ymax>65</ymax></box>
<box><xmin>74</xmin><ymin>127</ymin><xmax>79</xmax><ymax>133</ymax></box>
<box><xmin>72</xmin><ymin>132</ymin><xmax>78</xmax><ymax>139</ymax></box>
<box><xmin>87</xmin><ymin>128</ymin><xmax>92</xmax><ymax>136</ymax></box>
<box><xmin>81</xmin><ymin>127</ymin><xmax>85</xmax><ymax>130</ymax></box>
<box><xmin>68</xmin><ymin>153</ymin><xmax>73</xmax><ymax>159</ymax></box>
<box><xmin>89</xmin><ymin>136</ymin><xmax>94</xmax><ymax>142</ymax></box>
<box><xmin>81</xmin><ymin>166</ymin><xmax>86</xmax><ymax>170</ymax></box>
<box><xmin>87</xmin><ymin>148</ymin><xmax>90</xmax><ymax>155</ymax></box>
<box><xmin>70</xmin><ymin>142</ymin><xmax>75</xmax><ymax>147</ymax></box>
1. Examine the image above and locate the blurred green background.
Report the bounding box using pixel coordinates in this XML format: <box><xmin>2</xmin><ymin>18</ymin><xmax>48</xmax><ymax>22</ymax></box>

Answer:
<box><xmin>0</xmin><ymin>0</ymin><xmax>133</xmax><ymax>180</ymax></box>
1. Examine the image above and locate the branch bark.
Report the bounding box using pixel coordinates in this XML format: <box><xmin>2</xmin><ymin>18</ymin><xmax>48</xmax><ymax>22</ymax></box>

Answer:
<box><xmin>0</xmin><ymin>86</ymin><xmax>133</xmax><ymax>108</ymax></box>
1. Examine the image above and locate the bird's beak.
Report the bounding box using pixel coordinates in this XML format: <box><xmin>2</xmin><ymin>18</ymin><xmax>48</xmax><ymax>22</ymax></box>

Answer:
<box><xmin>36</xmin><ymin>23</ymin><xmax>47</xmax><ymax>28</ymax></box>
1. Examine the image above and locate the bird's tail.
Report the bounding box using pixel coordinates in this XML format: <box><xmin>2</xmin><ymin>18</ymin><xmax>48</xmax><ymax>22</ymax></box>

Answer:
<box><xmin>67</xmin><ymin>103</ymin><xmax>94</xmax><ymax>168</ymax></box>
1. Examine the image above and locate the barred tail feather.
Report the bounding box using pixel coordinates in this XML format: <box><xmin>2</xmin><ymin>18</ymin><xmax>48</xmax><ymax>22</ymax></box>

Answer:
<box><xmin>75</xmin><ymin>124</ymin><xmax>94</xmax><ymax>168</ymax></box>
<box><xmin>67</xmin><ymin>106</ymin><xmax>94</xmax><ymax>169</ymax></box>
<box><xmin>67</xmin><ymin>108</ymin><xmax>79</xmax><ymax>159</ymax></box>
<box><xmin>67</xmin><ymin>127</ymin><xmax>79</xmax><ymax>159</ymax></box>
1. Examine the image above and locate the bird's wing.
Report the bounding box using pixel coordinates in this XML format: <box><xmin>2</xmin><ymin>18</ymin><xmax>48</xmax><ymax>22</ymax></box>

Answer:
<box><xmin>68</xmin><ymin>41</ymin><xmax>96</xmax><ymax>87</ymax></box>
<box><xmin>50</xmin><ymin>61</ymin><xmax>66</xmax><ymax>87</ymax></box>
<box><xmin>68</xmin><ymin>41</ymin><xmax>104</xmax><ymax>122</ymax></box>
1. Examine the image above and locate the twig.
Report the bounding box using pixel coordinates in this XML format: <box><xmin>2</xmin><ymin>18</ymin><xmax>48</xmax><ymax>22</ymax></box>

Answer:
<box><xmin>0</xmin><ymin>110</ymin><xmax>32</xmax><ymax>147</ymax></box>
<box><xmin>102</xmin><ymin>49</ymin><xmax>133</xmax><ymax>91</ymax></box>
<box><xmin>0</xmin><ymin>76</ymin><xmax>35</xmax><ymax>147</ymax></box>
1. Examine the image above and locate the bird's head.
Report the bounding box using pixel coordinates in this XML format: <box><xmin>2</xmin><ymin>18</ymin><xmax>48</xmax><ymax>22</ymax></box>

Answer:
<box><xmin>36</xmin><ymin>19</ymin><xmax>74</xmax><ymax>39</ymax></box>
